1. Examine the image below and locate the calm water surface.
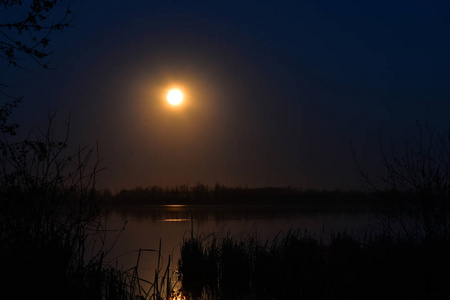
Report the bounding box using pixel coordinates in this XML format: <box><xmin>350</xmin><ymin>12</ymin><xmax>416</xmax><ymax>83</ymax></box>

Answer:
<box><xmin>100</xmin><ymin>204</ymin><xmax>378</xmax><ymax>285</ymax></box>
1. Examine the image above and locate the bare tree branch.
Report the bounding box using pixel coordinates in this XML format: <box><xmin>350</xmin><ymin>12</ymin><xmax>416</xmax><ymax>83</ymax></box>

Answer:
<box><xmin>355</xmin><ymin>122</ymin><xmax>450</xmax><ymax>240</ymax></box>
<box><xmin>0</xmin><ymin>0</ymin><xmax>73</xmax><ymax>69</ymax></box>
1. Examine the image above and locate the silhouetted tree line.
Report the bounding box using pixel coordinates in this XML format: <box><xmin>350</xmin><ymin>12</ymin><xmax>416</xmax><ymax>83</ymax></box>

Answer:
<box><xmin>99</xmin><ymin>184</ymin><xmax>375</xmax><ymax>207</ymax></box>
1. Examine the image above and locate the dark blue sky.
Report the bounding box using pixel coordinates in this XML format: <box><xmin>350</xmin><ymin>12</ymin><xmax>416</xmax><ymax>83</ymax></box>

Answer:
<box><xmin>4</xmin><ymin>0</ymin><xmax>450</xmax><ymax>190</ymax></box>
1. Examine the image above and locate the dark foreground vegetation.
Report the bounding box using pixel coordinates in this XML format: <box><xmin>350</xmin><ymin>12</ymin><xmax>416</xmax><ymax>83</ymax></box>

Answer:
<box><xmin>0</xmin><ymin>2</ymin><xmax>165</xmax><ymax>298</ymax></box>
<box><xmin>179</xmin><ymin>230</ymin><xmax>450</xmax><ymax>300</ymax></box>
<box><xmin>0</xmin><ymin>114</ymin><xmax>176</xmax><ymax>299</ymax></box>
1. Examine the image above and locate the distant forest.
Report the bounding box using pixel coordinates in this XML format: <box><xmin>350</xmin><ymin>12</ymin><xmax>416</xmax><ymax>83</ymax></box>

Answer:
<box><xmin>97</xmin><ymin>184</ymin><xmax>388</xmax><ymax>207</ymax></box>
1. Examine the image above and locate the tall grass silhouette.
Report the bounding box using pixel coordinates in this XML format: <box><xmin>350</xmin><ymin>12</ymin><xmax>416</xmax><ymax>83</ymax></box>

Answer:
<box><xmin>178</xmin><ymin>228</ymin><xmax>450</xmax><ymax>300</ymax></box>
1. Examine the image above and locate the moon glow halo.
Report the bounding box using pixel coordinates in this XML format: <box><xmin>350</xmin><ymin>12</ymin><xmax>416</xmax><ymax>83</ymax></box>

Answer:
<box><xmin>167</xmin><ymin>89</ymin><xmax>183</xmax><ymax>106</ymax></box>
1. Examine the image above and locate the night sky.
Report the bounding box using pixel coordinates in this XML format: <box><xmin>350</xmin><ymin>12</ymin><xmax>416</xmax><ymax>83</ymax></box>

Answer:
<box><xmin>3</xmin><ymin>0</ymin><xmax>450</xmax><ymax>191</ymax></box>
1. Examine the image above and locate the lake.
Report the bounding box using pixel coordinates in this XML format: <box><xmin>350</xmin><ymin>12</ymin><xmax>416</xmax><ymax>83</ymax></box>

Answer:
<box><xmin>98</xmin><ymin>204</ymin><xmax>379</xmax><ymax>289</ymax></box>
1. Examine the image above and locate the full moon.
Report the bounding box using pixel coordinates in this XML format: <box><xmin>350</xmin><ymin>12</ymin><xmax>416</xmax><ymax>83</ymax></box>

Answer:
<box><xmin>167</xmin><ymin>89</ymin><xmax>183</xmax><ymax>106</ymax></box>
